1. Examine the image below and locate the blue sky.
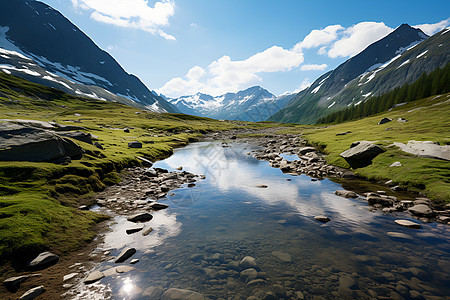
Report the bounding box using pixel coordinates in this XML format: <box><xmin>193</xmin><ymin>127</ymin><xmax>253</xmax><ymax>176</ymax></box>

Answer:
<box><xmin>40</xmin><ymin>0</ymin><xmax>449</xmax><ymax>98</ymax></box>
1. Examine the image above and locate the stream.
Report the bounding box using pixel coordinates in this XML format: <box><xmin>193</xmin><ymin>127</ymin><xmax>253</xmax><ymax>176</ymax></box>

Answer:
<box><xmin>70</xmin><ymin>141</ymin><xmax>450</xmax><ymax>299</ymax></box>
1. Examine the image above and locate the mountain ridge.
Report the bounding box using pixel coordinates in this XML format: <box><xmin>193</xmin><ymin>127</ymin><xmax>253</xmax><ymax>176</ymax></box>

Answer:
<box><xmin>269</xmin><ymin>23</ymin><xmax>434</xmax><ymax>124</ymax></box>
<box><xmin>0</xmin><ymin>0</ymin><xmax>178</xmax><ymax>113</ymax></box>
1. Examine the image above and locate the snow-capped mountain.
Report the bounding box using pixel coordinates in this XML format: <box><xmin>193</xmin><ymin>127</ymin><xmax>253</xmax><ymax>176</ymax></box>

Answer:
<box><xmin>0</xmin><ymin>0</ymin><xmax>178</xmax><ymax>113</ymax></box>
<box><xmin>170</xmin><ymin>86</ymin><xmax>295</xmax><ymax>122</ymax></box>
<box><xmin>270</xmin><ymin>24</ymin><xmax>438</xmax><ymax>124</ymax></box>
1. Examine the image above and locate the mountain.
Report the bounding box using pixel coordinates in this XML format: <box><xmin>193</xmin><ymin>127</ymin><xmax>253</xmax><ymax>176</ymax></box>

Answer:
<box><xmin>269</xmin><ymin>24</ymin><xmax>437</xmax><ymax>124</ymax></box>
<box><xmin>170</xmin><ymin>86</ymin><xmax>295</xmax><ymax>122</ymax></box>
<box><xmin>0</xmin><ymin>0</ymin><xmax>177</xmax><ymax>113</ymax></box>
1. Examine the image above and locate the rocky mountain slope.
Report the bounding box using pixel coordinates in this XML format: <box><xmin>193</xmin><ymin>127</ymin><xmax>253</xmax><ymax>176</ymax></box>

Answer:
<box><xmin>0</xmin><ymin>0</ymin><xmax>177</xmax><ymax>113</ymax></box>
<box><xmin>269</xmin><ymin>24</ymin><xmax>445</xmax><ymax>124</ymax></box>
<box><xmin>170</xmin><ymin>86</ymin><xmax>295</xmax><ymax>121</ymax></box>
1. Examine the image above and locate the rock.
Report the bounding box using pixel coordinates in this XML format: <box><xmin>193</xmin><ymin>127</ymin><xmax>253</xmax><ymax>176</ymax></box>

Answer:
<box><xmin>126</xmin><ymin>226</ymin><xmax>144</xmax><ymax>234</ymax></box>
<box><xmin>342</xmin><ymin>171</ymin><xmax>356</xmax><ymax>178</ymax></box>
<box><xmin>27</xmin><ymin>251</ymin><xmax>59</xmax><ymax>269</ymax></box>
<box><xmin>127</xmin><ymin>213</ymin><xmax>153</xmax><ymax>222</ymax></box>
<box><xmin>115</xmin><ymin>265</ymin><xmax>135</xmax><ymax>273</ymax></box>
<box><xmin>336</xmin><ymin>131</ymin><xmax>352</xmax><ymax>136</ymax></box>
<box><xmin>161</xmin><ymin>288</ymin><xmax>206</xmax><ymax>300</ymax></box>
<box><xmin>124</xmin><ymin>128</ymin><xmax>130</xmax><ymax>133</ymax></box>
<box><xmin>63</xmin><ymin>272</ymin><xmax>78</xmax><ymax>282</ymax></box>
<box><xmin>389</xmin><ymin>161</ymin><xmax>402</xmax><ymax>167</ymax></box>
<box><xmin>271</xmin><ymin>251</ymin><xmax>292</xmax><ymax>262</ymax></box>
<box><xmin>143</xmin><ymin>286</ymin><xmax>164</xmax><ymax>299</ymax></box>
<box><xmin>57</xmin><ymin>131</ymin><xmax>93</xmax><ymax>144</ymax></box>
<box><xmin>339</xmin><ymin>275</ymin><xmax>355</xmax><ymax>289</ymax></box>
<box><xmin>3</xmin><ymin>274</ymin><xmax>40</xmax><ymax>292</ymax></box>
<box><xmin>394</xmin><ymin>219</ymin><xmax>421</xmax><ymax>229</ymax></box>
<box><xmin>84</xmin><ymin>271</ymin><xmax>104</xmax><ymax>284</ymax></box>
<box><xmin>367</xmin><ymin>196</ymin><xmax>394</xmax><ymax>207</ymax></box>
<box><xmin>247</xmin><ymin>279</ymin><xmax>266</xmax><ymax>287</ymax></box>
<box><xmin>94</xmin><ymin>142</ymin><xmax>104</xmax><ymax>150</ymax></box>
<box><xmin>256</xmin><ymin>184</ymin><xmax>268</xmax><ymax>188</ymax></box>
<box><xmin>397</xmin><ymin>118</ymin><xmax>407</xmax><ymax>123</ymax></box>
<box><xmin>393</xmin><ymin>140</ymin><xmax>450</xmax><ymax>161</ymax></box>
<box><xmin>130</xmin><ymin>259</ymin><xmax>139</xmax><ymax>264</ymax></box>
<box><xmin>240</xmin><ymin>268</ymin><xmax>258</xmax><ymax>282</ymax></box>
<box><xmin>335</xmin><ymin>190</ymin><xmax>358</xmax><ymax>198</ymax></box>
<box><xmin>0</xmin><ymin>123</ymin><xmax>83</xmax><ymax>162</ymax></box>
<box><xmin>378</xmin><ymin>117</ymin><xmax>392</xmax><ymax>125</ymax></box>
<box><xmin>115</xmin><ymin>248</ymin><xmax>136</xmax><ymax>263</ymax></box>
<box><xmin>298</xmin><ymin>147</ymin><xmax>316</xmax><ymax>155</ymax></box>
<box><xmin>149</xmin><ymin>203</ymin><xmax>169</xmax><ymax>210</ymax></box>
<box><xmin>340</xmin><ymin>141</ymin><xmax>385</xmax><ymax>168</ymax></box>
<box><xmin>409</xmin><ymin>204</ymin><xmax>434</xmax><ymax>217</ymax></box>
<box><xmin>128</xmin><ymin>141</ymin><xmax>142</xmax><ymax>148</ymax></box>
<box><xmin>19</xmin><ymin>285</ymin><xmax>45</xmax><ymax>300</ymax></box>
<box><xmin>142</xmin><ymin>227</ymin><xmax>154</xmax><ymax>236</ymax></box>
<box><xmin>239</xmin><ymin>256</ymin><xmax>257</xmax><ymax>268</ymax></box>
<box><xmin>314</xmin><ymin>215</ymin><xmax>330</xmax><ymax>223</ymax></box>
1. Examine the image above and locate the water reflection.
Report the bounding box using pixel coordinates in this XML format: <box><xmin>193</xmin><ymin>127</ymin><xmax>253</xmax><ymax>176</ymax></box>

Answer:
<box><xmin>74</xmin><ymin>142</ymin><xmax>450</xmax><ymax>299</ymax></box>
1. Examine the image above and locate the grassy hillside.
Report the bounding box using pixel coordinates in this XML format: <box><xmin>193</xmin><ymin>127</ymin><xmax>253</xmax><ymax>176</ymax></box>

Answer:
<box><xmin>283</xmin><ymin>93</ymin><xmax>450</xmax><ymax>204</ymax></box>
<box><xmin>0</xmin><ymin>73</ymin><xmax>281</xmax><ymax>263</ymax></box>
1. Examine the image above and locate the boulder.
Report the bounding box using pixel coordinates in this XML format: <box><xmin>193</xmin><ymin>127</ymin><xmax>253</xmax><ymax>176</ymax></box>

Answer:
<box><xmin>94</xmin><ymin>142</ymin><xmax>104</xmax><ymax>150</ymax></box>
<box><xmin>161</xmin><ymin>288</ymin><xmax>206</xmax><ymax>300</ymax></box>
<box><xmin>56</xmin><ymin>131</ymin><xmax>93</xmax><ymax>144</ymax></box>
<box><xmin>27</xmin><ymin>251</ymin><xmax>59</xmax><ymax>269</ymax></box>
<box><xmin>128</xmin><ymin>141</ymin><xmax>142</xmax><ymax>148</ymax></box>
<box><xmin>389</xmin><ymin>161</ymin><xmax>402</xmax><ymax>167</ymax></box>
<box><xmin>298</xmin><ymin>147</ymin><xmax>316</xmax><ymax>155</ymax></box>
<box><xmin>240</xmin><ymin>268</ymin><xmax>258</xmax><ymax>282</ymax></box>
<box><xmin>409</xmin><ymin>204</ymin><xmax>434</xmax><ymax>217</ymax></box>
<box><xmin>84</xmin><ymin>271</ymin><xmax>104</xmax><ymax>284</ymax></box>
<box><xmin>239</xmin><ymin>256</ymin><xmax>257</xmax><ymax>269</ymax></box>
<box><xmin>115</xmin><ymin>248</ymin><xmax>136</xmax><ymax>263</ymax></box>
<box><xmin>143</xmin><ymin>286</ymin><xmax>164</xmax><ymax>299</ymax></box>
<box><xmin>335</xmin><ymin>190</ymin><xmax>358</xmax><ymax>198</ymax></box>
<box><xmin>19</xmin><ymin>285</ymin><xmax>45</xmax><ymax>300</ymax></box>
<box><xmin>378</xmin><ymin>117</ymin><xmax>392</xmax><ymax>125</ymax></box>
<box><xmin>314</xmin><ymin>215</ymin><xmax>330</xmax><ymax>223</ymax></box>
<box><xmin>126</xmin><ymin>226</ymin><xmax>144</xmax><ymax>234</ymax></box>
<box><xmin>0</xmin><ymin>123</ymin><xmax>83</xmax><ymax>162</ymax></box>
<box><xmin>127</xmin><ymin>213</ymin><xmax>153</xmax><ymax>222</ymax></box>
<box><xmin>3</xmin><ymin>274</ymin><xmax>40</xmax><ymax>292</ymax></box>
<box><xmin>367</xmin><ymin>196</ymin><xmax>394</xmax><ymax>207</ymax></box>
<box><xmin>142</xmin><ymin>227</ymin><xmax>154</xmax><ymax>236</ymax></box>
<box><xmin>149</xmin><ymin>203</ymin><xmax>169</xmax><ymax>210</ymax></box>
<box><xmin>340</xmin><ymin>141</ymin><xmax>385</xmax><ymax>168</ymax></box>
<box><xmin>393</xmin><ymin>141</ymin><xmax>450</xmax><ymax>161</ymax></box>
<box><xmin>394</xmin><ymin>219</ymin><xmax>421</xmax><ymax>229</ymax></box>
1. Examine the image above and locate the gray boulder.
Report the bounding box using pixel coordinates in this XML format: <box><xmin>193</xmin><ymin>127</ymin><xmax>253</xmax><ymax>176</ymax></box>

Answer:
<box><xmin>19</xmin><ymin>285</ymin><xmax>45</xmax><ymax>300</ymax></box>
<box><xmin>0</xmin><ymin>123</ymin><xmax>82</xmax><ymax>162</ymax></box>
<box><xmin>409</xmin><ymin>204</ymin><xmax>434</xmax><ymax>217</ymax></box>
<box><xmin>239</xmin><ymin>256</ymin><xmax>257</xmax><ymax>269</ymax></box>
<box><xmin>378</xmin><ymin>117</ymin><xmax>392</xmax><ymax>125</ymax></box>
<box><xmin>115</xmin><ymin>248</ymin><xmax>136</xmax><ymax>263</ymax></box>
<box><xmin>161</xmin><ymin>288</ymin><xmax>206</xmax><ymax>300</ymax></box>
<box><xmin>335</xmin><ymin>190</ymin><xmax>358</xmax><ymax>198</ymax></box>
<box><xmin>3</xmin><ymin>274</ymin><xmax>41</xmax><ymax>292</ymax></box>
<box><xmin>367</xmin><ymin>196</ymin><xmax>394</xmax><ymax>207</ymax></box>
<box><xmin>128</xmin><ymin>141</ymin><xmax>143</xmax><ymax>148</ymax></box>
<box><xmin>56</xmin><ymin>131</ymin><xmax>93</xmax><ymax>144</ymax></box>
<box><xmin>27</xmin><ymin>251</ymin><xmax>59</xmax><ymax>269</ymax></box>
<box><xmin>128</xmin><ymin>213</ymin><xmax>153</xmax><ymax>222</ymax></box>
<box><xmin>340</xmin><ymin>141</ymin><xmax>385</xmax><ymax>168</ymax></box>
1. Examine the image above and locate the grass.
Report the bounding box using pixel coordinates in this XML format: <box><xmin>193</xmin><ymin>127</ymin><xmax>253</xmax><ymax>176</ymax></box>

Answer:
<box><xmin>281</xmin><ymin>93</ymin><xmax>450</xmax><ymax>204</ymax></box>
<box><xmin>0</xmin><ymin>73</ymin><xmax>287</xmax><ymax>264</ymax></box>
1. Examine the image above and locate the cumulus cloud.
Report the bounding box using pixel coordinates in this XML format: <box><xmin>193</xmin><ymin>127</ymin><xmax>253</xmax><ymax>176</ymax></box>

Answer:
<box><xmin>157</xmin><ymin>46</ymin><xmax>304</xmax><ymax>97</ymax></box>
<box><xmin>71</xmin><ymin>0</ymin><xmax>176</xmax><ymax>40</ymax></box>
<box><xmin>300</xmin><ymin>64</ymin><xmax>328</xmax><ymax>71</ymax></box>
<box><xmin>293</xmin><ymin>25</ymin><xmax>343</xmax><ymax>52</ymax></box>
<box><xmin>414</xmin><ymin>18</ymin><xmax>450</xmax><ymax>36</ymax></box>
<box><xmin>327</xmin><ymin>22</ymin><xmax>393</xmax><ymax>58</ymax></box>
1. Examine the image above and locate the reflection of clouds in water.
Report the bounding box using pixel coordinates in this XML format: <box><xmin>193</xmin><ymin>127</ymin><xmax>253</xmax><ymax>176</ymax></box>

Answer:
<box><xmin>157</xmin><ymin>142</ymin><xmax>377</xmax><ymax>227</ymax></box>
<box><xmin>103</xmin><ymin>210</ymin><xmax>181</xmax><ymax>251</ymax></box>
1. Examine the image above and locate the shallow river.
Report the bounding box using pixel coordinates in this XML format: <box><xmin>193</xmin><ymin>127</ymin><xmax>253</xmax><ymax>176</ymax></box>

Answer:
<box><xmin>73</xmin><ymin>142</ymin><xmax>450</xmax><ymax>299</ymax></box>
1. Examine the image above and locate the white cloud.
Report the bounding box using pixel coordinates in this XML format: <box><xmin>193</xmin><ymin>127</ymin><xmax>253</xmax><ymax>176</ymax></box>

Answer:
<box><xmin>157</xmin><ymin>46</ymin><xmax>304</xmax><ymax>97</ymax></box>
<box><xmin>328</xmin><ymin>22</ymin><xmax>393</xmax><ymax>58</ymax></box>
<box><xmin>413</xmin><ymin>18</ymin><xmax>450</xmax><ymax>36</ymax></box>
<box><xmin>293</xmin><ymin>25</ymin><xmax>343</xmax><ymax>52</ymax></box>
<box><xmin>71</xmin><ymin>0</ymin><xmax>176</xmax><ymax>40</ymax></box>
<box><xmin>300</xmin><ymin>64</ymin><xmax>327</xmax><ymax>71</ymax></box>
